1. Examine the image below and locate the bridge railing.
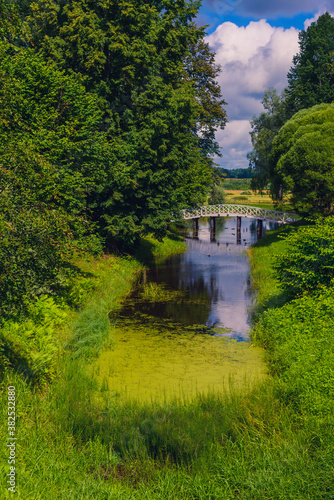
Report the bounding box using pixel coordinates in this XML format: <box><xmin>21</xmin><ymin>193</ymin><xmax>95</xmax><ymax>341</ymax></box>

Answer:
<box><xmin>179</xmin><ymin>204</ymin><xmax>299</xmax><ymax>223</ymax></box>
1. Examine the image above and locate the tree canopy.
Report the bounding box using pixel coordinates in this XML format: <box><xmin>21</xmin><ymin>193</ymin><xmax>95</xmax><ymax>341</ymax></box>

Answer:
<box><xmin>20</xmin><ymin>0</ymin><xmax>227</xmax><ymax>248</ymax></box>
<box><xmin>248</xmin><ymin>12</ymin><xmax>334</xmax><ymax>203</ymax></box>
<box><xmin>285</xmin><ymin>12</ymin><xmax>334</xmax><ymax>116</ymax></box>
<box><xmin>248</xmin><ymin>88</ymin><xmax>287</xmax><ymax>192</ymax></box>
<box><xmin>0</xmin><ymin>0</ymin><xmax>227</xmax><ymax>315</ymax></box>
<box><xmin>270</xmin><ymin>103</ymin><xmax>334</xmax><ymax>214</ymax></box>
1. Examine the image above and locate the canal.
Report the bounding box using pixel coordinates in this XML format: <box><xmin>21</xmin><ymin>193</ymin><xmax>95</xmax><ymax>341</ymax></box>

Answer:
<box><xmin>93</xmin><ymin>217</ymin><xmax>277</xmax><ymax>403</ymax></box>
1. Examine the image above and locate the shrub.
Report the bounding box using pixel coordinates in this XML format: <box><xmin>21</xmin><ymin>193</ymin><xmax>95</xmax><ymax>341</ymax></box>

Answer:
<box><xmin>0</xmin><ymin>296</ymin><xmax>68</xmax><ymax>383</ymax></box>
<box><xmin>274</xmin><ymin>217</ymin><xmax>334</xmax><ymax>298</ymax></box>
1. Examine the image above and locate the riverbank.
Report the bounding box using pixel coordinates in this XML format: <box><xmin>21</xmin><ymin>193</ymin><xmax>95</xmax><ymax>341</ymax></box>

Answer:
<box><xmin>1</xmin><ymin>224</ymin><xmax>333</xmax><ymax>498</ymax></box>
<box><xmin>0</xmin><ymin>234</ymin><xmax>186</xmax><ymax>498</ymax></box>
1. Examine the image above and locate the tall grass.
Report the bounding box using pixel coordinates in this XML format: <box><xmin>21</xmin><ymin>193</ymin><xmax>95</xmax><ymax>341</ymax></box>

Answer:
<box><xmin>2</xmin><ymin>229</ymin><xmax>334</xmax><ymax>498</ymax></box>
<box><xmin>66</xmin><ymin>257</ymin><xmax>142</xmax><ymax>359</ymax></box>
<box><xmin>1</xmin><ymin>367</ymin><xmax>326</xmax><ymax>499</ymax></box>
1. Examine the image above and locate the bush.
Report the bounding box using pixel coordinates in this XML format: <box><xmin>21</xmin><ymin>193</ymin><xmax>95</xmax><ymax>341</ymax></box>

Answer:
<box><xmin>208</xmin><ymin>184</ymin><xmax>226</xmax><ymax>204</ymax></box>
<box><xmin>274</xmin><ymin>217</ymin><xmax>334</xmax><ymax>298</ymax></box>
<box><xmin>232</xmin><ymin>196</ymin><xmax>248</xmax><ymax>201</ymax></box>
<box><xmin>0</xmin><ymin>296</ymin><xmax>68</xmax><ymax>383</ymax></box>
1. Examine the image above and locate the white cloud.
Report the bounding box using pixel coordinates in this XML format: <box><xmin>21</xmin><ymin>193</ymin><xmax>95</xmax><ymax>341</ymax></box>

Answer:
<box><xmin>207</xmin><ymin>20</ymin><xmax>299</xmax><ymax>168</ymax></box>
<box><xmin>214</xmin><ymin>120</ymin><xmax>252</xmax><ymax>169</ymax></box>
<box><xmin>304</xmin><ymin>9</ymin><xmax>334</xmax><ymax>28</ymax></box>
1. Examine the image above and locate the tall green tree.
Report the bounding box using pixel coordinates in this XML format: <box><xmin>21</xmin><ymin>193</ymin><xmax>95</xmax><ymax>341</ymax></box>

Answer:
<box><xmin>184</xmin><ymin>37</ymin><xmax>227</xmax><ymax>158</ymax></box>
<box><xmin>21</xmin><ymin>0</ymin><xmax>227</xmax><ymax>248</ymax></box>
<box><xmin>248</xmin><ymin>88</ymin><xmax>287</xmax><ymax>193</ymax></box>
<box><xmin>0</xmin><ymin>40</ymin><xmax>108</xmax><ymax>316</ymax></box>
<box><xmin>285</xmin><ymin>12</ymin><xmax>334</xmax><ymax>116</ymax></box>
<box><xmin>270</xmin><ymin>103</ymin><xmax>334</xmax><ymax>215</ymax></box>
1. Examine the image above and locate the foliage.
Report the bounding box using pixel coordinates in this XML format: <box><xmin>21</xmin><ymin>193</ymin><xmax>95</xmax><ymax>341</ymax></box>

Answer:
<box><xmin>0</xmin><ymin>197</ymin><xmax>74</xmax><ymax>318</ymax></box>
<box><xmin>274</xmin><ymin>218</ymin><xmax>334</xmax><ymax>299</ymax></box>
<box><xmin>253</xmin><ymin>287</ymin><xmax>334</xmax><ymax>416</ymax></box>
<box><xmin>0</xmin><ymin>296</ymin><xmax>68</xmax><ymax>383</ymax></box>
<box><xmin>22</xmin><ymin>0</ymin><xmax>227</xmax><ymax>248</ymax></box>
<box><xmin>223</xmin><ymin>178</ymin><xmax>252</xmax><ymax>190</ymax></box>
<box><xmin>249</xmin><ymin>13</ymin><xmax>334</xmax><ymax>198</ymax></box>
<box><xmin>0</xmin><ymin>41</ymin><xmax>108</xmax><ymax>215</ymax></box>
<box><xmin>285</xmin><ymin>12</ymin><xmax>334</xmax><ymax>116</ymax></box>
<box><xmin>208</xmin><ymin>183</ymin><xmax>226</xmax><ymax>204</ymax></box>
<box><xmin>184</xmin><ymin>37</ymin><xmax>227</xmax><ymax>157</ymax></box>
<box><xmin>208</xmin><ymin>167</ymin><xmax>226</xmax><ymax>204</ymax></box>
<box><xmin>220</xmin><ymin>167</ymin><xmax>253</xmax><ymax>179</ymax></box>
<box><xmin>251</xmin><ymin>222</ymin><xmax>334</xmax><ymax>419</ymax></box>
<box><xmin>66</xmin><ymin>256</ymin><xmax>142</xmax><ymax>359</ymax></box>
<box><xmin>0</xmin><ymin>41</ymin><xmax>108</xmax><ymax>316</ymax></box>
<box><xmin>248</xmin><ymin>88</ymin><xmax>288</xmax><ymax>193</ymax></box>
<box><xmin>0</xmin><ymin>0</ymin><xmax>23</xmax><ymax>41</ymax></box>
<box><xmin>0</xmin><ymin>0</ymin><xmax>227</xmax><ymax>322</ymax></box>
<box><xmin>270</xmin><ymin>103</ymin><xmax>334</xmax><ymax>213</ymax></box>
<box><xmin>0</xmin><ymin>231</ymin><xmax>334</xmax><ymax>498</ymax></box>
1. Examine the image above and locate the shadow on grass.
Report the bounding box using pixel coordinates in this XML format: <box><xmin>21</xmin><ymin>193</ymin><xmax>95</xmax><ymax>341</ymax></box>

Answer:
<box><xmin>133</xmin><ymin>238</ymin><xmax>156</xmax><ymax>265</ymax></box>
<box><xmin>252</xmin><ymin>290</ymin><xmax>288</xmax><ymax>320</ymax></box>
<box><xmin>253</xmin><ymin>223</ymin><xmax>297</xmax><ymax>250</ymax></box>
<box><xmin>249</xmin><ymin>221</ymin><xmax>308</xmax><ymax>317</ymax></box>
<box><xmin>133</xmin><ymin>224</ymin><xmax>186</xmax><ymax>265</ymax></box>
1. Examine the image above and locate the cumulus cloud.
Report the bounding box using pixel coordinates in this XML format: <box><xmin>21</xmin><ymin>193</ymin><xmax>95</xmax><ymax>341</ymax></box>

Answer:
<box><xmin>214</xmin><ymin>120</ymin><xmax>252</xmax><ymax>169</ymax></box>
<box><xmin>304</xmin><ymin>7</ymin><xmax>334</xmax><ymax>28</ymax></box>
<box><xmin>207</xmin><ymin>20</ymin><xmax>299</xmax><ymax>168</ymax></box>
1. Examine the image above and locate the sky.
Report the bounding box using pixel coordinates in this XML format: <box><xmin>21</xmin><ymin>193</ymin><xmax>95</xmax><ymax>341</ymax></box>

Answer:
<box><xmin>198</xmin><ymin>0</ymin><xmax>334</xmax><ymax>169</ymax></box>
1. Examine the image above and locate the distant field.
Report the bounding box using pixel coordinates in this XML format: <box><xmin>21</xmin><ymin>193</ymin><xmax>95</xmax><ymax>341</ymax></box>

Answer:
<box><xmin>222</xmin><ymin>189</ymin><xmax>294</xmax><ymax>212</ymax></box>
<box><xmin>224</xmin><ymin>189</ymin><xmax>273</xmax><ymax>207</ymax></box>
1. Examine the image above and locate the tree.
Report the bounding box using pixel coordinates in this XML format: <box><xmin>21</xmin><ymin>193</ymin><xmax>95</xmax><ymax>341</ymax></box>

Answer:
<box><xmin>22</xmin><ymin>0</ymin><xmax>227</xmax><ymax>248</ymax></box>
<box><xmin>270</xmin><ymin>103</ymin><xmax>334</xmax><ymax>215</ymax></box>
<box><xmin>285</xmin><ymin>12</ymin><xmax>334</xmax><ymax>116</ymax></box>
<box><xmin>208</xmin><ymin>167</ymin><xmax>226</xmax><ymax>204</ymax></box>
<box><xmin>248</xmin><ymin>88</ymin><xmax>287</xmax><ymax>193</ymax></box>
<box><xmin>184</xmin><ymin>37</ymin><xmax>227</xmax><ymax>158</ymax></box>
<box><xmin>0</xmin><ymin>41</ymin><xmax>108</xmax><ymax>316</ymax></box>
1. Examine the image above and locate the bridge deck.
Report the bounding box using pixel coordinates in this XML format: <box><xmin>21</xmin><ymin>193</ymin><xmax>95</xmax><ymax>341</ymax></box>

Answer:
<box><xmin>180</xmin><ymin>204</ymin><xmax>298</xmax><ymax>223</ymax></box>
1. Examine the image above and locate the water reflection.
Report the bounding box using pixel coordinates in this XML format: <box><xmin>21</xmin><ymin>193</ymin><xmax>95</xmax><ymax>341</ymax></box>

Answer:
<box><xmin>144</xmin><ymin>217</ymin><xmax>278</xmax><ymax>341</ymax></box>
<box><xmin>94</xmin><ymin>216</ymin><xmax>272</xmax><ymax>402</ymax></box>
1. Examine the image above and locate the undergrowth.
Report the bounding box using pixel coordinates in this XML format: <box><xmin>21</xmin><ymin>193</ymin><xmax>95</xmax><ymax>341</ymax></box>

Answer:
<box><xmin>1</xmin><ymin>227</ymin><xmax>334</xmax><ymax>498</ymax></box>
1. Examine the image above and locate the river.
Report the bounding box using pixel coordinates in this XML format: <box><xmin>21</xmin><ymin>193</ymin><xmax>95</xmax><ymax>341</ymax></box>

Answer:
<box><xmin>93</xmin><ymin>217</ymin><xmax>276</xmax><ymax>403</ymax></box>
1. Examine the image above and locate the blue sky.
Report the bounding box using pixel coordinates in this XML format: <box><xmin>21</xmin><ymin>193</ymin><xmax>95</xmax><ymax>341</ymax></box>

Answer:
<box><xmin>199</xmin><ymin>1</ymin><xmax>334</xmax><ymax>169</ymax></box>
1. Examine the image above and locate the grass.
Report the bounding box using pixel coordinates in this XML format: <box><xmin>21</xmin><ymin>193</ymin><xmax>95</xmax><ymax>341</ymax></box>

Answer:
<box><xmin>1</xmin><ymin>227</ymin><xmax>334</xmax><ymax>498</ymax></box>
<box><xmin>134</xmin><ymin>231</ymin><xmax>186</xmax><ymax>265</ymax></box>
<box><xmin>66</xmin><ymin>256</ymin><xmax>142</xmax><ymax>359</ymax></box>
<box><xmin>224</xmin><ymin>189</ymin><xmax>294</xmax><ymax>212</ymax></box>
<box><xmin>2</xmin><ymin>367</ymin><xmax>324</xmax><ymax>499</ymax></box>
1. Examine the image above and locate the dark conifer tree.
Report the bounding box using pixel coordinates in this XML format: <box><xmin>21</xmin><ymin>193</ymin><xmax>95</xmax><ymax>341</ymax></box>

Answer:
<box><xmin>286</xmin><ymin>12</ymin><xmax>334</xmax><ymax>116</ymax></box>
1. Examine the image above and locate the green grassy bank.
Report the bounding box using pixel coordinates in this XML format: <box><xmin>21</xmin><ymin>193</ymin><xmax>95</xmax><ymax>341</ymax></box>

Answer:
<box><xmin>1</xmin><ymin>226</ymin><xmax>334</xmax><ymax>499</ymax></box>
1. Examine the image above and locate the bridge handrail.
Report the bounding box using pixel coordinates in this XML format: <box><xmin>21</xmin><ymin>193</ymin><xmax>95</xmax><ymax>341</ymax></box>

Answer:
<box><xmin>179</xmin><ymin>204</ymin><xmax>299</xmax><ymax>223</ymax></box>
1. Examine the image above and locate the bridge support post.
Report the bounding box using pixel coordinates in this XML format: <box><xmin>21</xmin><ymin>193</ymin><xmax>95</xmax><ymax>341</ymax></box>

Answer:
<box><xmin>237</xmin><ymin>216</ymin><xmax>241</xmax><ymax>244</ymax></box>
<box><xmin>257</xmin><ymin>219</ymin><xmax>263</xmax><ymax>239</ymax></box>
<box><xmin>210</xmin><ymin>217</ymin><xmax>216</xmax><ymax>241</ymax></box>
<box><xmin>193</xmin><ymin>218</ymin><xmax>199</xmax><ymax>239</ymax></box>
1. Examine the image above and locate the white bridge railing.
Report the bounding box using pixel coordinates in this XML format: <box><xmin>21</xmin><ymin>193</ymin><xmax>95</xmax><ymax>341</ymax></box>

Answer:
<box><xmin>180</xmin><ymin>204</ymin><xmax>299</xmax><ymax>223</ymax></box>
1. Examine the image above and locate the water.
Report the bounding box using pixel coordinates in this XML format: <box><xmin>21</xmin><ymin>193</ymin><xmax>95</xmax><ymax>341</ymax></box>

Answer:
<box><xmin>93</xmin><ymin>217</ymin><xmax>275</xmax><ymax>402</ymax></box>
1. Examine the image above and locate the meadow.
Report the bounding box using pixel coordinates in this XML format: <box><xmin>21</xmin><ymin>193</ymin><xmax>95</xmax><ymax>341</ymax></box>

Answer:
<box><xmin>222</xmin><ymin>178</ymin><xmax>293</xmax><ymax>211</ymax></box>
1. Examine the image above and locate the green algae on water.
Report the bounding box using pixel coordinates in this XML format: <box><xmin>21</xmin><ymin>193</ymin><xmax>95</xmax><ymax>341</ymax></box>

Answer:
<box><xmin>92</xmin><ymin>318</ymin><xmax>267</xmax><ymax>403</ymax></box>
